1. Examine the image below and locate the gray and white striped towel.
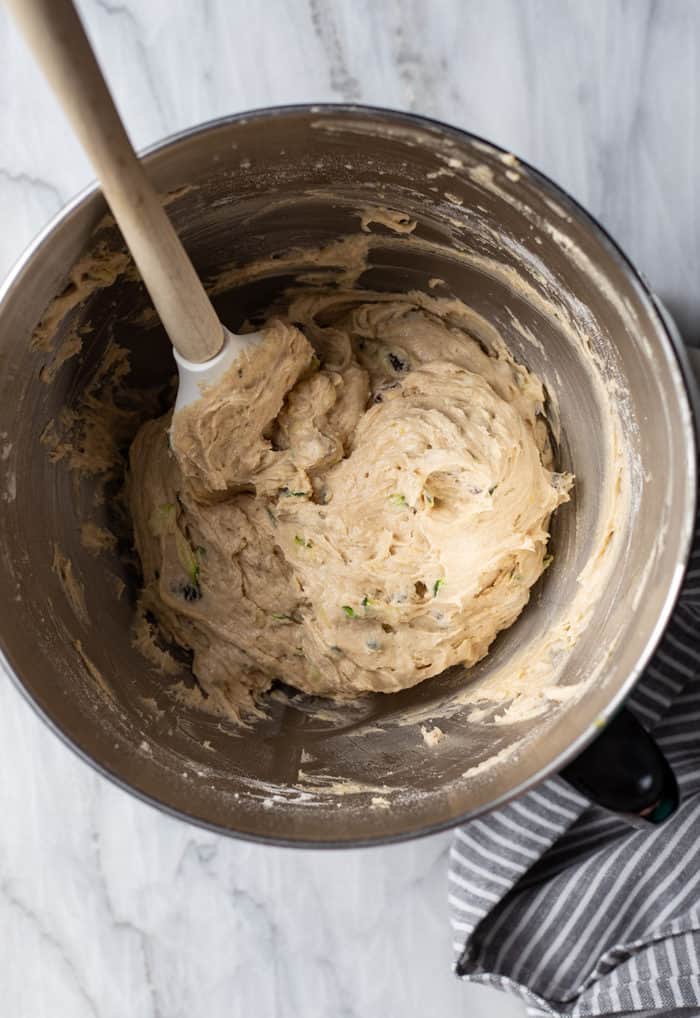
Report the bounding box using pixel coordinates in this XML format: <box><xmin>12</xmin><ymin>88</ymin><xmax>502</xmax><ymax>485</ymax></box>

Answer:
<box><xmin>450</xmin><ymin>522</ymin><xmax>700</xmax><ymax>1015</ymax></box>
<box><xmin>449</xmin><ymin>489</ymin><xmax>700</xmax><ymax>1011</ymax></box>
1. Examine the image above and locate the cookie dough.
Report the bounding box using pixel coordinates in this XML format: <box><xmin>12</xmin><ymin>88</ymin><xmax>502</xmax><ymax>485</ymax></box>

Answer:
<box><xmin>128</xmin><ymin>291</ymin><xmax>571</xmax><ymax>713</ymax></box>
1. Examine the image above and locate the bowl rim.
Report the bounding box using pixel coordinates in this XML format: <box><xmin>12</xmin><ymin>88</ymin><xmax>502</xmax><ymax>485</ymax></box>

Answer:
<box><xmin>1</xmin><ymin>102</ymin><xmax>697</xmax><ymax>848</ymax></box>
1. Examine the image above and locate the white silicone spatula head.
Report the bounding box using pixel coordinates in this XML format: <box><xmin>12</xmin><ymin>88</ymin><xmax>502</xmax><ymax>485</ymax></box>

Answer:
<box><xmin>173</xmin><ymin>329</ymin><xmax>265</xmax><ymax>413</ymax></box>
<box><xmin>6</xmin><ymin>0</ymin><xmax>260</xmax><ymax>415</ymax></box>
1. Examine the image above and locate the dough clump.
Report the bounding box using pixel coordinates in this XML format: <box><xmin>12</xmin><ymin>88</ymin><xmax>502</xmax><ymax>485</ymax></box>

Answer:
<box><xmin>129</xmin><ymin>291</ymin><xmax>571</xmax><ymax>713</ymax></box>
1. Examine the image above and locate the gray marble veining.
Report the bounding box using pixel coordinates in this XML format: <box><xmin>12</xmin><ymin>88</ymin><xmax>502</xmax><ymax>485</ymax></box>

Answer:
<box><xmin>1</xmin><ymin>2</ymin><xmax>698</xmax><ymax>1016</ymax></box>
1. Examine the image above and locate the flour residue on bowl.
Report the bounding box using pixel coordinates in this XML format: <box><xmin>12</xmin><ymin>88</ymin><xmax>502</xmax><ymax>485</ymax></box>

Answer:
<box><xmin>80</xmin><ymin>521</ymin><xmax>117</xmax><ymax>555</ymax></box>
<box><xmin>32</xmin><ymin>239</ymin><xmax>134</xmax><ymax>383</ymax></box>
<box><xmin>359</xmin><ymin>206</ymin><xmax>417</xmax><ymax>234</ymax></box>
<box><xmin>51</xmin><ymin>542</ymin><xmax>88</xmax><ymax>624</ymax></box>
<box><xmin>421</xmin><ymin>724</ymin><xmax>445</xmax><ymax>747</ymax></box>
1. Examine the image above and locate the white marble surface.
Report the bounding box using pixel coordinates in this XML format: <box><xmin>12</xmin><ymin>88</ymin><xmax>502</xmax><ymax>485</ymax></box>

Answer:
<box><xmin>1</xmin><ymin>2</ymin><xmax>699</xmax><ymax>1016</ymax></box>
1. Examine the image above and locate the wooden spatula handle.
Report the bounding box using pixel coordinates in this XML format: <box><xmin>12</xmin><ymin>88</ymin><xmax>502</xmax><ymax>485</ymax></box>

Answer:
<box><xmin>6</xmin><ymin>0</ymin><xmax>223</xmax><ymax>363</ymax></box>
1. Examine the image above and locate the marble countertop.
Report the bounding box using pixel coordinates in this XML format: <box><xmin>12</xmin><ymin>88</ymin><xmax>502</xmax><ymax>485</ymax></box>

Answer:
<box><xmin>1</xmin><ymin>2</ymin><xmax>698</xmax><ymax>1016</ymax></box>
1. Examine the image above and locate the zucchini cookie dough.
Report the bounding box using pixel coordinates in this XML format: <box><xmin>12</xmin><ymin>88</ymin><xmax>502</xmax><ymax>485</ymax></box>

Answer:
<box><xmin>129</xmin><ymin>290</ymin><xmax>572</xmax><ymax>715</ymax></box>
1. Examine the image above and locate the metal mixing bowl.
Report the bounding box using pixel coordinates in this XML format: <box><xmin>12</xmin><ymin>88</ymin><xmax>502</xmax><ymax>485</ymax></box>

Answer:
<box><xmin>0</xmin><ymin>105</ymin><xmax>696</xmax><ymax>845</ymax></box>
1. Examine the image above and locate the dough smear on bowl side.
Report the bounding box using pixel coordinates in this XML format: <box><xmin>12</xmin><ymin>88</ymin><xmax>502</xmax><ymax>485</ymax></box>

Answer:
<box><xmin>128</xmin><ymin>289</ymin><xmax>572</xmax><ymax>717</ymax></box>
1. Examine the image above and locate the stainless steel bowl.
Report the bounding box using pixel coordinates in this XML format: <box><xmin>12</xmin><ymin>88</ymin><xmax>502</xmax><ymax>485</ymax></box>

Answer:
<box><xmin>0</xmin><ymin>105</ymin><xmax>696</xmax><ymax>845</ymax></box>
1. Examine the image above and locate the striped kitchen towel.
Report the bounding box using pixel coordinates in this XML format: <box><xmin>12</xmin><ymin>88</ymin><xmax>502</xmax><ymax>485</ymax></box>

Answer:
<box><xmin>449</xmin><ymin>520</ymin><xmax>700</xmax><ymax>1017</ymax></box>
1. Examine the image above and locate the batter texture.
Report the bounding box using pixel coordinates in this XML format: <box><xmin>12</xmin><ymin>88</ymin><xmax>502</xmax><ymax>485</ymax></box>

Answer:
<box><xmin>129</xmin><ymin>291</ymin><xmax>571</xmax><ymax>713</ymax></box>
